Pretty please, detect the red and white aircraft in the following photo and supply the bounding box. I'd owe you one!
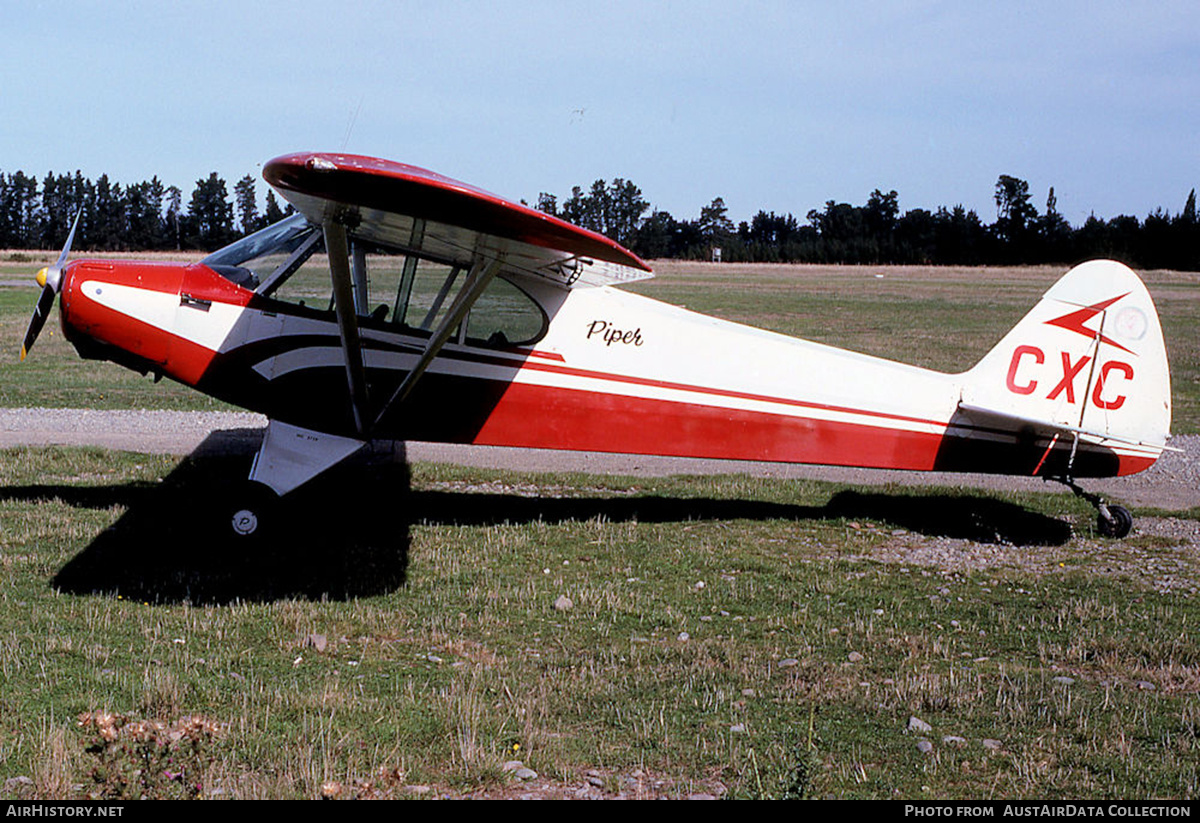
[20,152,1172,539]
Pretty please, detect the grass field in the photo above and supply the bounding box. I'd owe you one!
[1,254,1198,799]
[0,447,1196,799]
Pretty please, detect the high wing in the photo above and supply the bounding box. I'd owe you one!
[263,152,653,289]
[258,151,653,445]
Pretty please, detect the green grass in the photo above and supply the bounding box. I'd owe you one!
[0,447,1196,799]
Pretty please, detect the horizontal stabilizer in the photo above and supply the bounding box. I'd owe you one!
[955,401,1176,453]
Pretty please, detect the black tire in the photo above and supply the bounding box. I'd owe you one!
[1097,505,1133,539]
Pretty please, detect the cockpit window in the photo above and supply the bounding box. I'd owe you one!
[208,217,547,347]
[357,251,546,346]
[201,214,318,289]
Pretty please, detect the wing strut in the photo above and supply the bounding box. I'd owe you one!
[372,255,502,431]
[323,220,371,436]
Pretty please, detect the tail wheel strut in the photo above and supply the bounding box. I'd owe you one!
[1051,476,1133,539]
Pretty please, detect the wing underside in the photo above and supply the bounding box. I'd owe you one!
[265,153,654,289]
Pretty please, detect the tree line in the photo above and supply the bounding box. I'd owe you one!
[537,174,1200,271]
[0,171,290,253]
[2,166,1197,271]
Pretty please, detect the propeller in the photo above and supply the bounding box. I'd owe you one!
[20,210,81,361]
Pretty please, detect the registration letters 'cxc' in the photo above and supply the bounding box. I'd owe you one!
[1005,346,1135,410]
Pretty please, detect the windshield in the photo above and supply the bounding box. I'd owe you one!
[201,214,316,288]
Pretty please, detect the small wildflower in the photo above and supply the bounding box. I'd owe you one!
[78,710,223,800]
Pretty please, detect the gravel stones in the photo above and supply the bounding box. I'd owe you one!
[907,716,933,734]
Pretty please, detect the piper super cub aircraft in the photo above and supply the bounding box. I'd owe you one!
[20,152,1172,540]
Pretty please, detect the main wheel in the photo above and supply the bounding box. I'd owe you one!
[223,481,278,542]
[1097,505,1133,539]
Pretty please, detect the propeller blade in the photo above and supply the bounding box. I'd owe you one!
[41,210,83,293]
[55,210,82,270]
[20,211,81,360]
[20,285,58,361]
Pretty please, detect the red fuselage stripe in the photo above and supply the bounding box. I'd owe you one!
[511,358,950,430]
[472,381,945,468]
[464,380,1156,476]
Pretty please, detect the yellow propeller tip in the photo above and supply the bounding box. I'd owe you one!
[35,267,48,288]
[19,345,27,362]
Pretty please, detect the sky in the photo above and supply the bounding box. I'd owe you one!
[2,1,1198,227]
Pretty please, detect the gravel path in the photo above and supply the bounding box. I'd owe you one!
[2,407,1196,511]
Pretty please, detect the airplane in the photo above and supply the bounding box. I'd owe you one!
[19,152,1172,541]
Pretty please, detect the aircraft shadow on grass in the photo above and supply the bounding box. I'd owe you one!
[11,432,1073,606]
[40,431,411,605]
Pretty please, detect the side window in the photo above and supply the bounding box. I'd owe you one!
[354,253,463,333]
[348,248,405,324]
[257,238,545,349]
[396,260,463,332]
[267,259,334,315]
[465,277,546,347]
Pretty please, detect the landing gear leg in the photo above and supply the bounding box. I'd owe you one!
[1051,476,1133,539]
[221,419,365,543]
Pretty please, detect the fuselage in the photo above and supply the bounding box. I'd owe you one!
[56,257,1159,479]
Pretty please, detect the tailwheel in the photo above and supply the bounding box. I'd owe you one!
[1051,476,1134,539]
[1097,504,1134,539]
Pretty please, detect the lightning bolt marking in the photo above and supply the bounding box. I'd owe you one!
[1044,293,1134,355]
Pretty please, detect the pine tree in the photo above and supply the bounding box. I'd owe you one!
[187,173,234,250]
[234,174,260,235]
[165,186,183,249]
[263,189,286,225]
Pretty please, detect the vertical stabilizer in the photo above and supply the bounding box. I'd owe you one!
[960,260,1171,456]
